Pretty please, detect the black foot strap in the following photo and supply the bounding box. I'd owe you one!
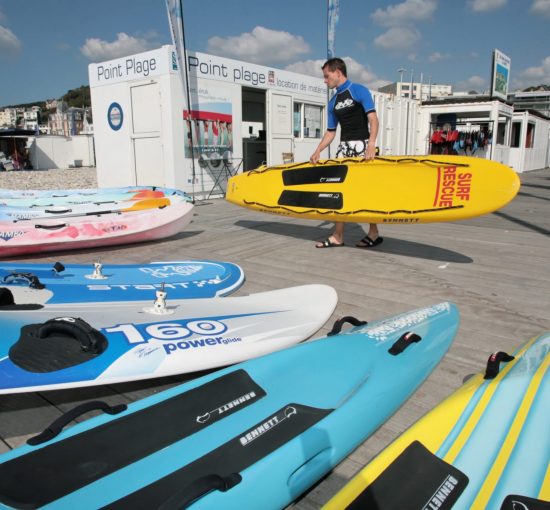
[388,332,422,355]
[328,316,368,336]
[484,351,515,379]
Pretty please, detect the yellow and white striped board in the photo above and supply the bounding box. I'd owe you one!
[226,156,520,224]
[324,332,550,510]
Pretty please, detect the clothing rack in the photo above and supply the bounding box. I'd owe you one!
[429,120,495,159]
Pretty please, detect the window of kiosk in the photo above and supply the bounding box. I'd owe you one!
[293,103,323,139]
[304,104,322,138]
[526,123,535,148]
[497,119,509,145]
[511,122,521,148]
[293,103,301,138]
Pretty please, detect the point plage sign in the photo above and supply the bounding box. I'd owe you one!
[89,46,325,99]
[187,51,325,98]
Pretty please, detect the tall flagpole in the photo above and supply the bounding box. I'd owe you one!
[165,0,197,202]
[327,0,339,158]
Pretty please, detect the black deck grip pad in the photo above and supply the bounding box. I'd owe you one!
[9,320,107,373]
[282,165,348,186]
[0,369,266,509]
[278,190,343,210]
[500,495,550,510]
[104,403,333,509]
[346,441,469,510]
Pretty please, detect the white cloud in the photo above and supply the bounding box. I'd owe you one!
[455,75,486,92]
[0,25,21,55]
[80,32,156,61]
[530,0,550,16]
[374,27,421,52]
[286,57,389,91]
[371,0,438,26]
[513,55,550,89]
[467,0,506,12]
[285,59,324,78]
[428,52,451,62]
[207,26,309,65]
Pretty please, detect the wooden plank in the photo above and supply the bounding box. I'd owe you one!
[0,168,548,509]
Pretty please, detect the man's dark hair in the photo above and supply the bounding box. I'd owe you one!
[322,58,347,77]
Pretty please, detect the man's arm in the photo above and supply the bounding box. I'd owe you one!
[310,130,337,164]
[365,111,379,160]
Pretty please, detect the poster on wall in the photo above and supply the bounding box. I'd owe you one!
[490,49,511,101]
[184,84,234,173]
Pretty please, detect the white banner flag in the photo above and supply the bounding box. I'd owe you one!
[327,0,340,59]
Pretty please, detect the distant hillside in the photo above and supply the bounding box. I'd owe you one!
[523,84,550,92]
[61,85,91,108]
[2,85,91,110]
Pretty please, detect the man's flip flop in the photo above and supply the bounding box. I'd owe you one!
[356,235,383,248]
[316,238,345,248]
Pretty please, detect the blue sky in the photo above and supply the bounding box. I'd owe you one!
[1,0,549,107]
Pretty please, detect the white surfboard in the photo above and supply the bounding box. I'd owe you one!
[0,284,338,393]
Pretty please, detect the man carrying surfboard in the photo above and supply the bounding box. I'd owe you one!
[310,57,382,249]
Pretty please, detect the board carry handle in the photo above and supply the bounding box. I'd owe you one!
[327,316,368,336]
[159,473,242,509]
[44,207,72,214]
[2,272,45,289]
[52,261,65,273]
[35,223,67,230]
[484,351,515,379]
[27,400,128,446]
[38,317,108,354]
[388,332,422,355]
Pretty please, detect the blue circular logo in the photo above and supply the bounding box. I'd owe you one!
[107,102,123,131]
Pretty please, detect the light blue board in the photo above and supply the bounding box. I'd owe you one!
[0,302,459,510]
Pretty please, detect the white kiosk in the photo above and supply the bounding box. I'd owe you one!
[89,45,327,195]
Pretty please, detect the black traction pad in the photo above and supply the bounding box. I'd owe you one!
[500,495,550,510]
[278,190,343,210]
[346,441,468,510]
[9,320,107,373]
[282,165,348,186]
[0,369,266,509]
[104,403,333,509]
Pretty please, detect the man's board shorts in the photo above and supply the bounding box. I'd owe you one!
[335,140,368,158]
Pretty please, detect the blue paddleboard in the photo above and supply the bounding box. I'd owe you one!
[0,260,245,303]
[0,302,459,509]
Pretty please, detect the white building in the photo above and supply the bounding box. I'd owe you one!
[379,81,452,101]
[0,108,17,128]
[508,90,550,117]
[418,96,550,172]
[89,45,329,194]
[49,106,86,137]
[88,45,548,192]
[23,110,39,131]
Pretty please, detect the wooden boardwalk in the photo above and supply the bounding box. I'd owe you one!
[1,168,549,508]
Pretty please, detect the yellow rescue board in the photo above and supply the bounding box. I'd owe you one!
[226,156,520,224]
[323,333,550,510]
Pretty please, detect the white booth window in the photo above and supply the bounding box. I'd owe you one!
[293,103,301,138]
[293,102,323,139]
[511,122,521,148]
[526,123,535,148]
[497,119,509,145]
